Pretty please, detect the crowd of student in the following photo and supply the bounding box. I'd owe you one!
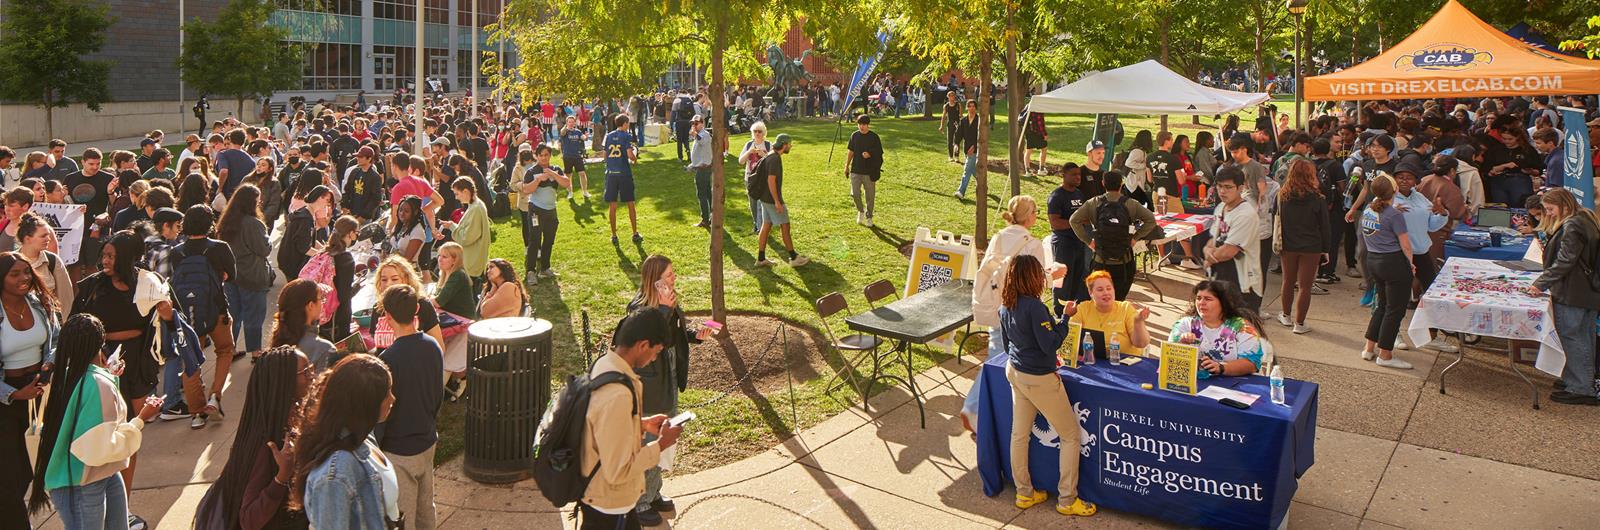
[0,89,742,529]
[947,94,1600,518]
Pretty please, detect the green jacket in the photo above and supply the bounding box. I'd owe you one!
[454,200,490,276]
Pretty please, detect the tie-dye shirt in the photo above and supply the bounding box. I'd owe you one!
[1167,315,1264,379]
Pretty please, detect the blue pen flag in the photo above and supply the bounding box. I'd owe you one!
[1560,106,1593,209]
[838,30,891,120]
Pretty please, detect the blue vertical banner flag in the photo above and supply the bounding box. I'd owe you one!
[838,30,891,120]
[1559,106,1594,208]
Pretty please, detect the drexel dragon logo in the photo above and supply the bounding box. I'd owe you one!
[1394,43,1492,71]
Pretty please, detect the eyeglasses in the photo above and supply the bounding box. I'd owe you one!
[299,364,315,376]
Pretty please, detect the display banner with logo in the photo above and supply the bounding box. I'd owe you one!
[975,352,1318,530]
[1091,114,1119,171]
[1559,106,1593,209]
[30,202,86,264]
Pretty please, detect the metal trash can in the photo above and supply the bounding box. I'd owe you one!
[463,317,552,483]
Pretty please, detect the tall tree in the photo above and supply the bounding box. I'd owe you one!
[494,0,877,323]
[0,0,113,141]
[178,0,303,116]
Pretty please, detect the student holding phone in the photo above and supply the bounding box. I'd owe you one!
[625,255,716,526]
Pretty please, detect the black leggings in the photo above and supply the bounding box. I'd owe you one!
[946,126,960,159]
[1364,251,1414,350]
[524,206,558,272]
[1323,207,1356,275]
[0,374,34,529]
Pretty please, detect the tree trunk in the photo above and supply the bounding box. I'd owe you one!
[1253,9,1265,93]
[237,97,246,119]
[1159,12,1170,132]
[1004,1,1022,198]
[43,87,54,141]
[976,50,993,250]
[709,23,728,324]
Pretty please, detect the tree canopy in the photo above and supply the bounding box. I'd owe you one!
[178,0,303,114]
[0,0,114,139]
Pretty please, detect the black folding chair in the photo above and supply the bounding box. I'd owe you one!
[815,292,883,397]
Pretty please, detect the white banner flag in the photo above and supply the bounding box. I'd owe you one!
[29,202,87,264]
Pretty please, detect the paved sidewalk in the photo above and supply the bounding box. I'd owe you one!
[8,135,164,157]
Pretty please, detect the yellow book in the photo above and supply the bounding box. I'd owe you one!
[1056,321,1084,369]
[1158,341,1200,395]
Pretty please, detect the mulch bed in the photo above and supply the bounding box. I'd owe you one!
[684,313,829,394]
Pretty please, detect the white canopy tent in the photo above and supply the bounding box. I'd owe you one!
[1027,60,1270,115]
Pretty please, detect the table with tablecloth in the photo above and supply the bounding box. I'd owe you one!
[976,351,1318,530]
[1442,227,1533,262]
[1149,212,1213,246]
[1406,257,1565,378]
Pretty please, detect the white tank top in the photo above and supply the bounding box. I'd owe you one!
[1,305,45,368]
[368,442,401,523]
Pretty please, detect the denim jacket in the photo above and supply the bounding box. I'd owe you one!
[0,293,61,404]
[304,440,388,530]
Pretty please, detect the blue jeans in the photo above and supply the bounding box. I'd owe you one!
[962,326,1005,422]
[226,282,269,354]
[162,354,185,414]
[748,196,764,233]
[958,154,978,196]
[50,472,126,530]
[1551,302,1599,397]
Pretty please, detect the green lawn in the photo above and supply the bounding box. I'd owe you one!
[439,100,1260,467]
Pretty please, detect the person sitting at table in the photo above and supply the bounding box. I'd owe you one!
[998,254,1097,518]
[1168,280,1266,379]
[1528,188,1600,406]
[1062,270,1151,357]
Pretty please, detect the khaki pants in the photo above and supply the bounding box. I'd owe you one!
[182,315,236,411]
[1006,364,1080,507]
[390,445,437,530]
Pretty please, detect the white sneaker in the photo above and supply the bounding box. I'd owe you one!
[1179,259,1202,270]
[1421,339,1459,353]
[1293,323,1312,334]
[1361,349,1376,361]
[864,217,874,228]
[1375,356,1414,370]
[1393,340,1409,350]
[856,212,865,225]
[789,255,811,267]
[1276,312,1293,327]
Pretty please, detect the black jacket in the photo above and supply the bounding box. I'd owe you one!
[278,207,316,279]
[1535,215,1600,310]
[1276,192,1330,253]
[625,301,702,415]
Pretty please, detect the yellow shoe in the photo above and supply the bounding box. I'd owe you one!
[1056,498,1097,516]
[1014,491,1048,509]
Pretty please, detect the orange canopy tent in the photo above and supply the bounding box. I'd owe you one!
[1305,0,1600,101]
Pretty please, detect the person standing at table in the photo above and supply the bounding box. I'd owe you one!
[1357,174,1416,370]
[1047,163,1090,304]
[1416,156,1466,268]
[1068,171,1157,300]
[1528,188,1600,406]
[1063,270,1151,356]
[963,195,1059,434]
[997,254,1097,518]
[1168,280,1266,378]
[1203,166,1264,312]
[1392,161,1453,353]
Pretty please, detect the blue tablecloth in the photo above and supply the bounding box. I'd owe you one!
[976,352,1318,530]
[1444,228,1532,261]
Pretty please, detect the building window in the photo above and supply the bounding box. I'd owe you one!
[459,49,492,90]
[301,43,361,91]
[277,0,359,16]
[373,45,416,92]
[457,0,499,27]
[373,0,414,21]
[425,0,449,25]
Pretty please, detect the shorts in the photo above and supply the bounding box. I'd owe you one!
[563,156,585,175]
[604,172,636,203]
[759,201,789,225]
[114,339,159,410]
[1025,133,1047,149]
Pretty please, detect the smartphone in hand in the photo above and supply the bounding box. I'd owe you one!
[668,411,696,428]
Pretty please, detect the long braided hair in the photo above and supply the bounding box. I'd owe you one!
[28,314,107,514]
[215,346,309,527]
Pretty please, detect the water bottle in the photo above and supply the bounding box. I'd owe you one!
[1107,333,1122,363]
[1082,333,1097,365]
[1270,365,1286,405]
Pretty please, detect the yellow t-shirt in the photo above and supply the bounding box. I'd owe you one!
[1070,300,1137,347]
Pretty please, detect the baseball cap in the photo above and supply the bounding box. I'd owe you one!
[357,146,376,159]
[773,134,793,149]
[140,138,158,148]
[1085,140,1106,151]
[151,207,184,226]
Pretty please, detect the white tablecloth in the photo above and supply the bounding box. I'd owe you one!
[1407,257,1564,377]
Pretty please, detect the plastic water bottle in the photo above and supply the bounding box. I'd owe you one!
[1107,333,1122,363]
[1082,333,1097,365]
[1270,365,1286,405]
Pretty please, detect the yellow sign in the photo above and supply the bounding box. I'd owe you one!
[1056,321,1084,369]
[1158,342,1200,395]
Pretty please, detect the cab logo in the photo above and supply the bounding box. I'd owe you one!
[1394,44,1492,71]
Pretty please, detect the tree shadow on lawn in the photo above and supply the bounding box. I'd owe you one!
[721,235,848,308]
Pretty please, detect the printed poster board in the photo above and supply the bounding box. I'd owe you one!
[1055,321,1084,369]
[904,227,974,349]
[1159,341,1200,395]
[29,202,86,264]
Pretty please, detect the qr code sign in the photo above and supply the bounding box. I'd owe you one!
[918,264,954,292]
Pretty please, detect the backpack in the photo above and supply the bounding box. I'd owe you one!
[171,241,223,335]
[297,252,339,325]
[745,152,770,202]
[971,234,1034,328]
[1094,195,1137,262]
[531,370,636,508]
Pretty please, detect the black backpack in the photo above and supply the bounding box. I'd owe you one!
[531,370,636,508]
[171,241,223,335]
[745,155,769,202]
[1094,195,1136,261]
